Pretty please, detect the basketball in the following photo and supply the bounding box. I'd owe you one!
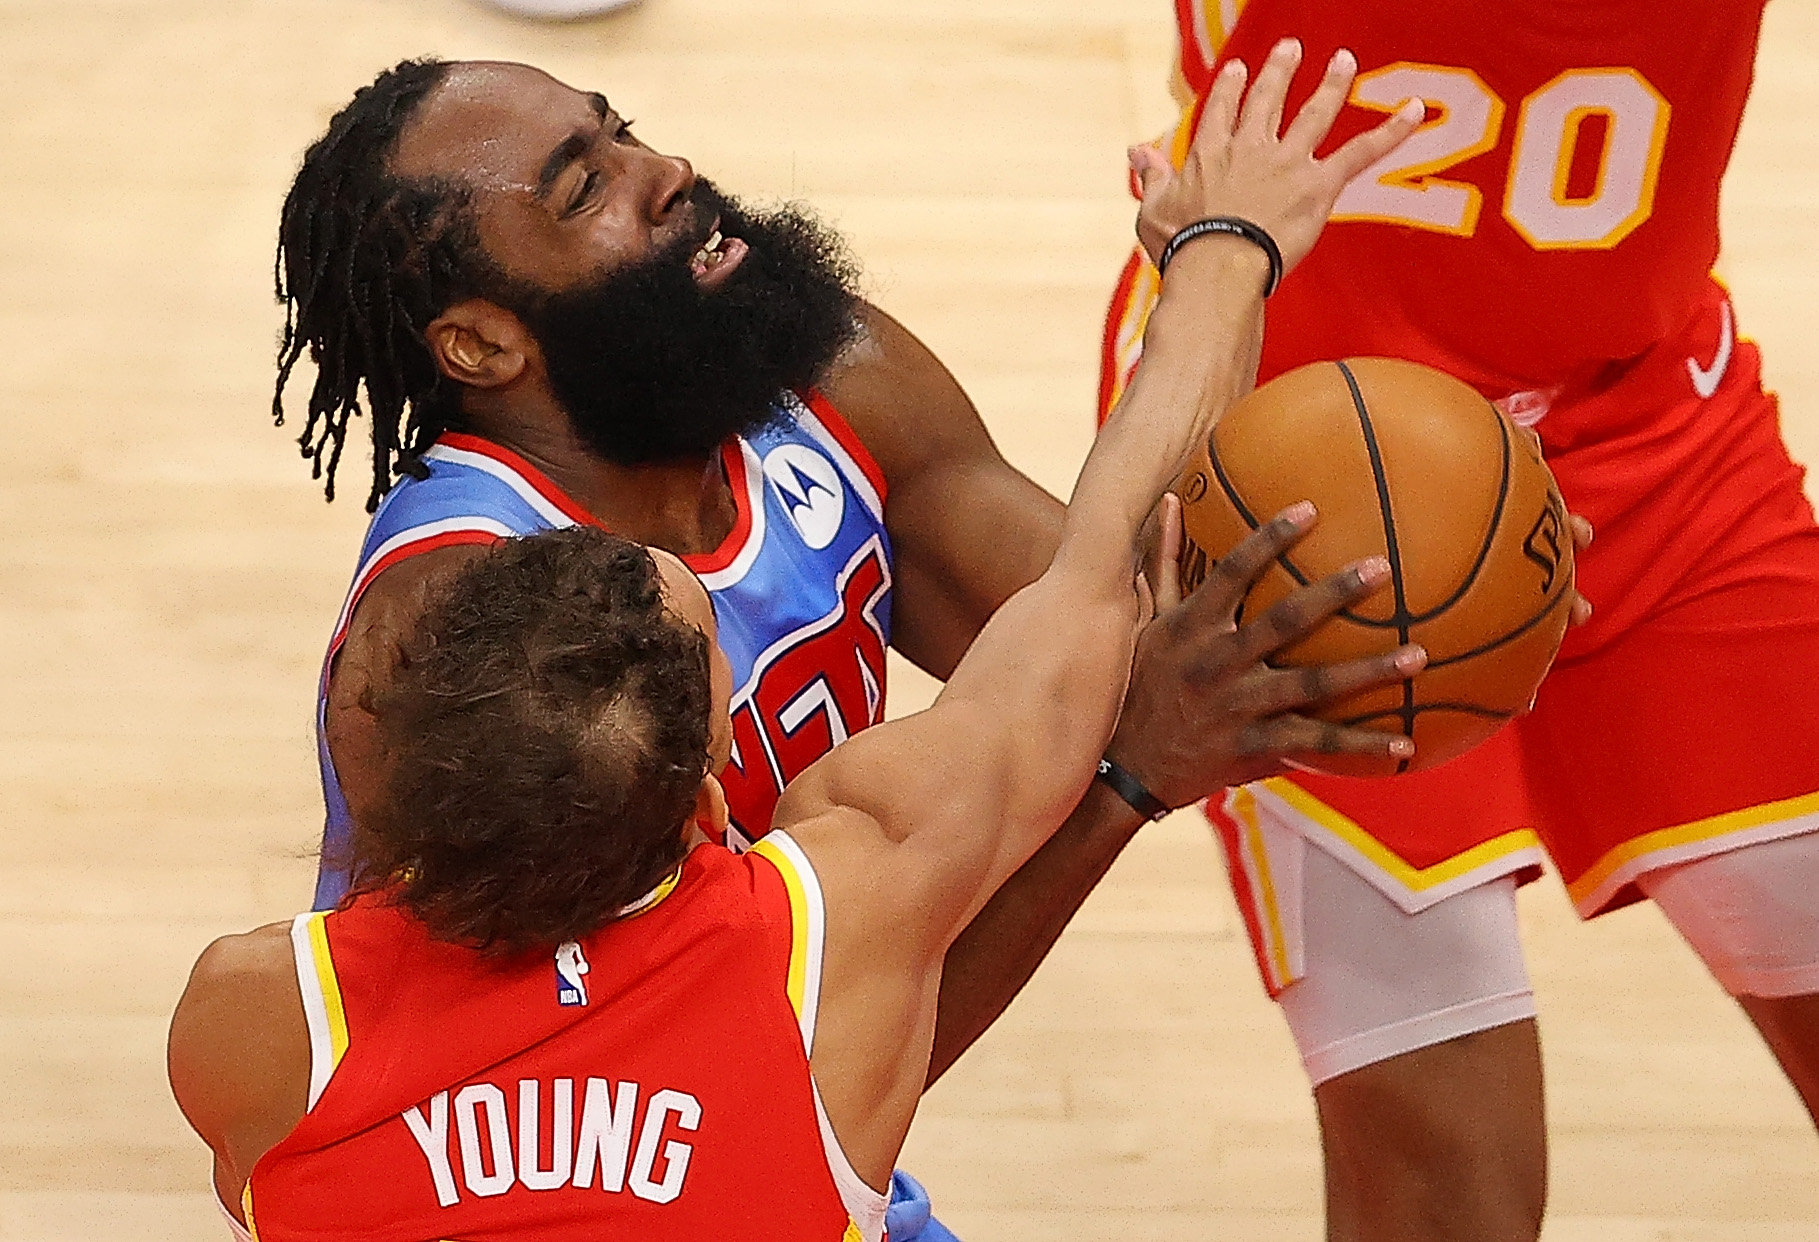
[1174,357,1576,777]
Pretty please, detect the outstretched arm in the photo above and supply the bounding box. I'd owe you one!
[832,43,1430,1084]
[830,297,1427,1085]
[778,40,1421,1185]
[775,242,1256,1191]
[848,37,1425,938]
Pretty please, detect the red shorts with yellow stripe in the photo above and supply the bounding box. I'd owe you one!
[1104,279,1819,994]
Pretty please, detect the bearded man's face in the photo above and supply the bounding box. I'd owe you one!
[387,62,865,463]
[497,179,863,464]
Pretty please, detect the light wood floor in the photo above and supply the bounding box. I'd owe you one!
[3,1,1817,1237]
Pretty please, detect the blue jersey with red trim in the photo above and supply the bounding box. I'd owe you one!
[313,393,894,909]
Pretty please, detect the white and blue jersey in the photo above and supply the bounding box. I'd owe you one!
[312,391,894,909]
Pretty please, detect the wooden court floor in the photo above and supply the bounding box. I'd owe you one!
[3,0,1817,1237]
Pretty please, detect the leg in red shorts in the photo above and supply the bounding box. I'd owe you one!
[1518,336,1819,1121]
[1206,292,1819,1238]
[1207,728,1551,1242]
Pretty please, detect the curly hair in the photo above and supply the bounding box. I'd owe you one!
[273,57,500,510]
[351,527,714,955]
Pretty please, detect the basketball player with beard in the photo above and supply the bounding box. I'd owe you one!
[173,49,1426,1238]
[269,47,1417,1238]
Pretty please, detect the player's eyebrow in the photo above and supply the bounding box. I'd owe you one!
[534,93,614,201]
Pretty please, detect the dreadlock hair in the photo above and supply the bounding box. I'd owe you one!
[353,526,715,956]
[274,58,500,510]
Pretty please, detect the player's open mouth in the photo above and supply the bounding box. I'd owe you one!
[690,226,748,288]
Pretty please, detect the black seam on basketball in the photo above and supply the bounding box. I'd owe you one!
[1205,430,1316,590]
[1206,417,1377,626]
[1336,360,1417,772]
[1206,432,1262,532]
[1241,391,1517,633]
[1421,576,1575,671]
[1334,703,1514,727]
[1404,399,1513,624]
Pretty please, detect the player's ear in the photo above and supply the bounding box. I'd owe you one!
[693,773,730,839]
[424,298,534,390]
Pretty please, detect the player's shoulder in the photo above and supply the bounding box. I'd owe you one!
[765,794,892,898]
[770,763,952,952]
[820,301,1002,491]
[170,921,306,1103]
[360,435,563,549]
[820,302,952,424]
[348,542,493,631]
[185,921,297,999]
[169,920,312,1175]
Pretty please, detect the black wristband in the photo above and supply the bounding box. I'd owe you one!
[1155,216,1284,296]
[1096,756,1171,822]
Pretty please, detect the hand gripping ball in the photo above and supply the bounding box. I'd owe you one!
[1174,358,1576,777]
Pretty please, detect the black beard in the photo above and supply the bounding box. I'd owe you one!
[508,182,862,465]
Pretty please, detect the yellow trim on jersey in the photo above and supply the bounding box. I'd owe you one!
[1218,0,1248,50]
[750,837,812,1023]
[1228,787,1294,989]
[1175,0,1249,92]
[1165,103,1198,172]
[620,865,683,920]
[1261,778,1541,893]
[1104,264,1161,416]
[303,912,350,1071]
[1170,63,1196,110]
[241,1184,260,1242]
[844,1222,864,1242]
[1566,789,1819,910]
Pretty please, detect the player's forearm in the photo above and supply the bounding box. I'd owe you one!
[879,574,1138,961]
[926,778,1143,1084]
[915,244,1269,922]
[1056,240,1269,585]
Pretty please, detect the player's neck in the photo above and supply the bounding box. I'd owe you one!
[462,399,739,559]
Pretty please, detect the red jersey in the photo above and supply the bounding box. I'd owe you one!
[1167,0,1764,396]
[1102,0,1793,652]
[242,834,885,1242]
[1120,0,1819,923]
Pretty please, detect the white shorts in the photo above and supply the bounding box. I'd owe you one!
[1639,829,1819,998]
[1231,819,1819,1084]
[1268,829,1534,1085]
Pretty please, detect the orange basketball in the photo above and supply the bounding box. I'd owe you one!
[1174,357,1576,777]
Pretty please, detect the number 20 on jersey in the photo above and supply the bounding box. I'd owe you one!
[1333,63,1671,250]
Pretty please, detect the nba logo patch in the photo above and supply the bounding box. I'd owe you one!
[554,941,590,1007]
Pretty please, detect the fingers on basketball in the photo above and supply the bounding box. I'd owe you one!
[1171,356,1576,778]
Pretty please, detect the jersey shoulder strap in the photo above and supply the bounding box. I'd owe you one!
[743,832,888,1242]
[785,390,889,518]
[327,433,598,656]
[745,830,828,1055]
[286,910,351,1114]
